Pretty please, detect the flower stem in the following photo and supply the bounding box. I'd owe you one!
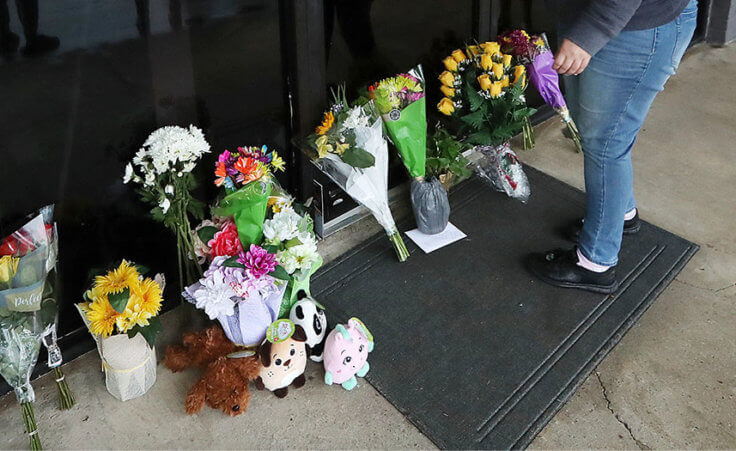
[521,116,535,150]
[53,367,75,410]
[388,231,409,262]
[565,120,583,153]
[21,402,42,451]
[175,225,185,297]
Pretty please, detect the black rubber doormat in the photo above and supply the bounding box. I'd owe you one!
[311,167,697,450]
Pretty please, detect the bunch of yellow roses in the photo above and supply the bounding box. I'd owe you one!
[437,41,527,116]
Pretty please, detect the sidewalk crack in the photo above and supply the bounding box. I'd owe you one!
[595,372,651,450]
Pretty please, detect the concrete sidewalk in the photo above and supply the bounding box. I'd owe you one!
[0,43,734,449]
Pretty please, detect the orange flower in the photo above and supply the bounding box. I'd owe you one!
[315,111,334,135]
[234,157,265,184]
[214,162,229,186]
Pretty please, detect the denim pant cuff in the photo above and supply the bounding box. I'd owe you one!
[578,244,618,267]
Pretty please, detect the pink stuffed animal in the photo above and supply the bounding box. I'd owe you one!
[323,318,374,390]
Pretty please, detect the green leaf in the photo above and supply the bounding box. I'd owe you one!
[221,257,245,268]
[127,316,163,348]
[466,84,484,111]
[468,130,493,146]
[339,147,375,168]
[197,226,219,244]
[461,109,486,129]
[108,288,130,313]
[134,265,150,276]
[269,265,291,281]
[263,244,280,254]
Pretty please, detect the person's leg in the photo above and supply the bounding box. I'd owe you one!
[577,4,696,267]
[15,0,58,55]
[0,0,20,53]
[529,0,698,291]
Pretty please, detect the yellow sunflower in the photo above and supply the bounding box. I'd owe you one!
[84,297,119,337]
[315,111,334,135]
[132,278,163,318]
[115,308,143,333]
[94,260,140,295]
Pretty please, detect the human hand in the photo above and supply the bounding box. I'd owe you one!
[553,39,591,75]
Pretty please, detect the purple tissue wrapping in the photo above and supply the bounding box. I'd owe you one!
[527,50,567,110]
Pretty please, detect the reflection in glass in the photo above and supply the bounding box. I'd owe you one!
[0,0,286,343]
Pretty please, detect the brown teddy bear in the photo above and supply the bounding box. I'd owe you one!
[164,325,262,416]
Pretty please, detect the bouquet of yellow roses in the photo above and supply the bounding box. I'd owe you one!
[437,42,535,202]
[77,261,163,401]
[437,41,535,149]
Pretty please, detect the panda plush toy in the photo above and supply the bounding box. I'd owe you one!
[289,291,327,362]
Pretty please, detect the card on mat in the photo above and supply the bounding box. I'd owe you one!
[406,222,467,254]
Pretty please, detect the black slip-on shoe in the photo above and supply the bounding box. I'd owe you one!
[527,248,619,294]
[565,211,641,243]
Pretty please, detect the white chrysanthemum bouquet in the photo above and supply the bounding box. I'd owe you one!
[123,125,210,291]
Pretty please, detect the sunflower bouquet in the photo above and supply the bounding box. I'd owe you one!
[499,30,582,152]
[77,261,163,401]
[212,145,285,251]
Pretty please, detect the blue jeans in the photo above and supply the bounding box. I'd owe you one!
[563,0,698,266]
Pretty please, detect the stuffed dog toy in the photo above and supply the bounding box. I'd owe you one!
[164,325,262,416]
[254,320,309,398]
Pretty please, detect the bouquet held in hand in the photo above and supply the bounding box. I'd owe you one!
[499,30,583,152]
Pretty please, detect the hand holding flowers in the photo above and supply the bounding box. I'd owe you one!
[498,30,583,152]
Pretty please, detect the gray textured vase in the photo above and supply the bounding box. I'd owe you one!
[411,178,450,235]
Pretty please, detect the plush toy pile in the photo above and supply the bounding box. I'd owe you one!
[164,147,374,416]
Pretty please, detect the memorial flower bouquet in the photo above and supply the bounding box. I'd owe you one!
[123,125,210,291]
[305,89,409,261]
[437,42,535,148]
[499,30,582,152]
[369,68,427,180]
[437,43,534,202]
[0,207,70,450]
[77,261,164,401]
[306,86,376,169]
[261,204,322,317]
[183,249,286,347]
[212,145,285,250]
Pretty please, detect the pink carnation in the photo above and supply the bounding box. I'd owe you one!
[208,220,243,257]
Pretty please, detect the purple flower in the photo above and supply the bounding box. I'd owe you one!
[237,244,277,278]
[406,91,425,102]
[217,150,240,176]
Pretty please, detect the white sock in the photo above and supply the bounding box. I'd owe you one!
[576,248,611,273]
[624,208,637,221]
